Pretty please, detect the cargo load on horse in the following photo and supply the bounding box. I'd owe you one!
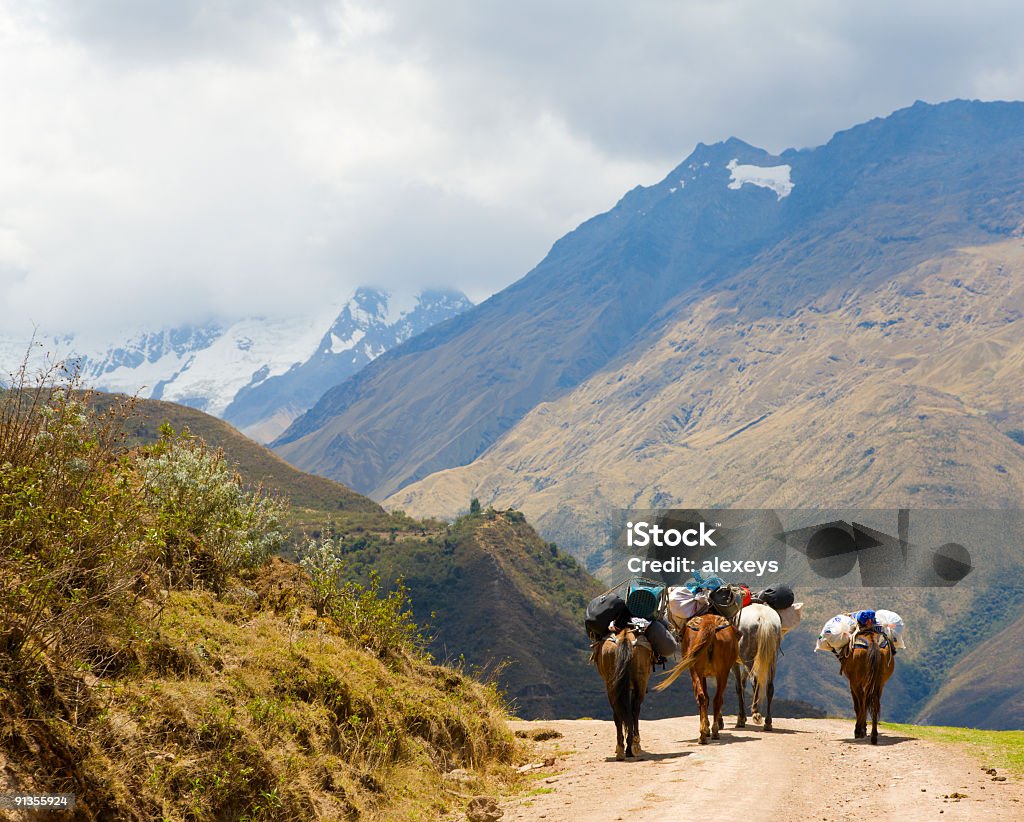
[814,609,907,656]
[753,584,795,611]
[666,585,710,626]
[585,578,678,660]
[666,572,746,626]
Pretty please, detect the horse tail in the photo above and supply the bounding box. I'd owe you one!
[750,609,780,708]
[864,634,886,703]
[612,631,634,720]
[655,619,717,692]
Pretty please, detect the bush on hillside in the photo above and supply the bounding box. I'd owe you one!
[299,529,344,616]
[0,362,152,674]
[140,425,288,595]
[299,529,429,661]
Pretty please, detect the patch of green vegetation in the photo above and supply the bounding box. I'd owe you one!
[881,723,1024,774]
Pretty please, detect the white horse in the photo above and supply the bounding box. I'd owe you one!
[733,603,783,730]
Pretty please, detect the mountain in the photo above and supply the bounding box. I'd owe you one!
[915,611,1024,730]
[1,287,472,444]
[224,288,472,442]
[273,100,1024,505]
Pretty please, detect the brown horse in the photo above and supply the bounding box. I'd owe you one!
[655,614,739,744]
[594,628,653,760]
[841,629,895,744]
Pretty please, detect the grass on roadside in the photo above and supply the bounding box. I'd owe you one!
[881,723,1024,774]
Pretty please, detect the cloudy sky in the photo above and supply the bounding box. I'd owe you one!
[2,1,1024,342]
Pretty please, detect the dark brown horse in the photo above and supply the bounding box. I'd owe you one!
[594,628,653,760]
[841,629,895,744]
[655,614,739,744]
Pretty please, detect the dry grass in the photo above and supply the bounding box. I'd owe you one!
[0,559,523,821]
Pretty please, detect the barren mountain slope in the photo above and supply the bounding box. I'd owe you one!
[389,240,1024,550]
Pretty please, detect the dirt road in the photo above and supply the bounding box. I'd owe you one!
[504,717,1023,821]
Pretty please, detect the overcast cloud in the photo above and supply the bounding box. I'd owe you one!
[2,0,1024,341]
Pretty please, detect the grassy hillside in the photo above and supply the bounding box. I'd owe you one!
[0,384,526,820]
[91,393,382,515]
[316,507,610,719]
[0,559,520,820]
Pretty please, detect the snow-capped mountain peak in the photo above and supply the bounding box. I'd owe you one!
[0,288,473,442]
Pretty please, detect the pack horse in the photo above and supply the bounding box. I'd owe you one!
[655,613,739,744]
[594,627,653,760]
[734,603,783,730]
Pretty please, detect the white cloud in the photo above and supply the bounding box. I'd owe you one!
[2,1,1024,339]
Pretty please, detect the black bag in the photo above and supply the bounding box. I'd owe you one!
[756,585,795,611]
[585,593,632,640]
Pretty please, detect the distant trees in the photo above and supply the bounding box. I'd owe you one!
[469,497,482,515]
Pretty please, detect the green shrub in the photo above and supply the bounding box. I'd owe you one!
[335,571,429,662]
[140,426,288,595]
[0,362,152,671]
[299,530,344,617]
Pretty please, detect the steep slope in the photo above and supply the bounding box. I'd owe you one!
[95,395,619,719]
[915,611,1024,730]
[92,394,383,514]
[324,508,610,720]
[275,100,1024,500]
[391,239,1024,541]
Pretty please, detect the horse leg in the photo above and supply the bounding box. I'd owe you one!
[607,682,625,760]
[851,685,866,738]
[751,673,764,725]
[763,679,774,731]
[693,673,710,745]
[870,690,881,745]
[629,675,644,756]
[712,669,728,740]
[734,663,747,728]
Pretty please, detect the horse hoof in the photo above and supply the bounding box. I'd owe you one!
[870,735,878,745]
[764,722,772,731]
[735,720,746,729]
[711,731,720,740]
[698,736,708,746]
[616,746,625,761]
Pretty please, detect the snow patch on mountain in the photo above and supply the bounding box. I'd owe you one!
[726,159,794,200]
